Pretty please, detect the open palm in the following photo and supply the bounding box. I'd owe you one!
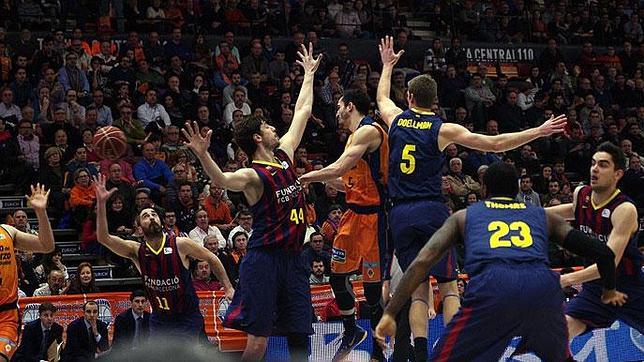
[182,121,211,156]
[379,35,404,67]
[296,42,322,75]
[27,184,50,210]
[93,174,117,202]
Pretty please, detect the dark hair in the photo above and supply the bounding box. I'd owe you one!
[83,300,98,311]
[234,115,265,158]
[130,289,146,301]
[408,74,437,108]
[231,231,248,245]
[309,232,322,241]
[39,302,57,314]
[596,141,626,171]
[483,162,519,198]
[341,89,370,116]
[41,249,63,277]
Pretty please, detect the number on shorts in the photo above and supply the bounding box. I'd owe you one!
[400,144,416,174]
[488,220,533,249]
[290,208,305,225]
[156,296,170,311]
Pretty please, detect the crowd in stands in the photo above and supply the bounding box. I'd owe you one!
[0,0,642,300]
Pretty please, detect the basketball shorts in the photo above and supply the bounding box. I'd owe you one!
[223,248,314,337]
[431,264,570,361]
[566,277,644,335]
[331,207,390,282]
[390,200,457,282]
[149,307,205,340]
[0,308,19,361]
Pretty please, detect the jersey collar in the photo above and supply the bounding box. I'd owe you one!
[591,189,621,210]
[146,234,166,255]
[411,107,435,116]
[252,159,284,169]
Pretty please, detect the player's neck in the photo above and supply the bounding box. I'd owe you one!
[143,234,164,249]
[252,147,275,164]
[591,185,618,206]
[410,105,433,114]
[348,114,364,133]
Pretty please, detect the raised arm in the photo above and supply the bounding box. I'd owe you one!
[12,184,55,253]
[560,202,638,290]
[182,122,261,193]
[437,114,568,152]
[375,210,464,344]
[177,237,235,300]
[546,210,626,305]
[280,43,322,160]
[94,174,142,260]
[376,36,404,126]
[299,126,380,183]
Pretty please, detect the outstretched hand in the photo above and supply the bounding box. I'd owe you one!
[27,183,50,210]
[182,121,212,156]
[374,313,396,351]
[601,289,628,307]
[93,174,118,203]
[379,35,404,68]
[538,114,568,137]
[296,42,322,75]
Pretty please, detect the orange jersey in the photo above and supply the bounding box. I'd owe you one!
[0,225,17,306]
[341,118,389,207]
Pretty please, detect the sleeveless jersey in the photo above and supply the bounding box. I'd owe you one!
[249,149,307,251]
[0,226,17,306]
[342,117,389,208]
[463,198,549,276]
[573,186,641,279]
[388,108,444,201]
[137,233,199,315]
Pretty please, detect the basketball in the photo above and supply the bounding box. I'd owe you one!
[93,126,128,160]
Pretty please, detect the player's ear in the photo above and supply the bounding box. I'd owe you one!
[252,133,262,144]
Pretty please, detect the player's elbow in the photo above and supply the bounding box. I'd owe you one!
[42,243,55,253]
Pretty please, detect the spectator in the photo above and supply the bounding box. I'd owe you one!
[222,71,247,106]
[133,142,174,203]
[227,209,253,248]
[222,87,251,126]
[162,209,185,238]
[107,194,134,238]
[38,147,67,214]
[13,302,63,362]
[541,179,561,206]
[203,183,234,234]
[188,209,226,249]
[309,258,329,284]
[192,259,222,291]
[465,74,496,130]
[174,181,198,233]
[240,40,268,81]
[494,90,525,133]
[58,52,89,94]
[302,232,331,275]
[321,204,342,246]
[33,269,66,296]
[65,262,100,294]
[69,168,96,226]
[137,89,170,131]
[60,301,110,361]
[66,147,99,181]
[228,230,248,276]
[335,1,361,38]
[0,87,21,123]
[445,157,481,204]
[516,174,541,207]
[112,290,150,351]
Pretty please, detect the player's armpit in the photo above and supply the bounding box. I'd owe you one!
[219,168,262,193]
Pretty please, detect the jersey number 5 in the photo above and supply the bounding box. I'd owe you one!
[488,221,533,248]
[400,144,416,174]
[290,208,305,224]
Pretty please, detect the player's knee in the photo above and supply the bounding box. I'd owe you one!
[565,315,587,339]
[330,274,355,311]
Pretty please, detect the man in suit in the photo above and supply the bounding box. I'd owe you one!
[14,302,63,362]
[60,301,110,362]
[112,290,150,350]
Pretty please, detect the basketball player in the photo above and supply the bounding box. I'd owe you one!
[375,162,627,361]
[300,90,389,361]
[181,43,321,361]
[550,142,643,337]
[376,36,568,361]
[0,184,55,362]
[94,174,234,340]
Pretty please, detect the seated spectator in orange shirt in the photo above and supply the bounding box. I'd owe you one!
[191,260,222,291]
[203,183,235,234]
[214,41,239,72]
[321,204,342,246]
[70,168,96,226]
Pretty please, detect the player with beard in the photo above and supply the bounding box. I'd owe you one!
[181,43,321,361]
[94,174,234,341]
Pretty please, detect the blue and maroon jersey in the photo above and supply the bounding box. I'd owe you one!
[573,185,641,280]
[463,198,550,276]
[137,233,199,315]
[248,149,307,251]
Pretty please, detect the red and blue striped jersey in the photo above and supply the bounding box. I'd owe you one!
[137,233,200,315]
[573,185,641,280]
[248,149,307,251]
